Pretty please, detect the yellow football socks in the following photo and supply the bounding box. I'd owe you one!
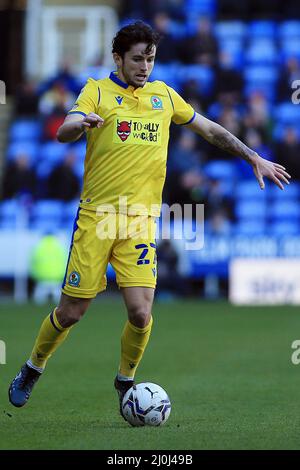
[119,317,153,379]
[28,308,71,371]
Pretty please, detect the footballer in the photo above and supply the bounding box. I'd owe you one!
[9,21,291,416]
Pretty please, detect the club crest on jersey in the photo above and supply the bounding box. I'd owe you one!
[117,120,132,141]
[151,96,163,109]
[68,271,80,287]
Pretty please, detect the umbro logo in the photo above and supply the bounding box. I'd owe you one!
[115,95,123,105]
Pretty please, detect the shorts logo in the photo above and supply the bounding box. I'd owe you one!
[151,96,163,109]
[69,271,80,287]
[117,120,132,141]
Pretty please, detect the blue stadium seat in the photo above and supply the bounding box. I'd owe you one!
[270,221,299,236]
[272,124,300,141]
[7,141,39,163]
[106,263,116,281]
[235,220,266,235]
[36,142,69,178]
[9,120,42,142]
[244,83,276,102]
[235,181,267,200]
[31,200,63,230]
[235,201,267,220]
[269,182,300,199]
[40,142,68,163]
[186,0,217,17]
[71,141,86,159]
[244,65,278,84]
[215,21,247,41]
[270,201,300,220]
[281,39,300,61]
[278,21,300,40]
[219,40,244,68]
[169,21,188,39]
[150,63,179,90]
[244,65,279,101]
[62,200,79,229]
[245,40,278,65]
[177,65,215,95]
[0,200,19,229]
[274,103,300,124]
[248,21,277,40]
[204,160,237,180]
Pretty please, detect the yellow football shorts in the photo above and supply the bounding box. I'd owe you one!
[62,208,157,298]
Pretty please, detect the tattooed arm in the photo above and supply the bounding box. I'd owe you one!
[187,113,291,190]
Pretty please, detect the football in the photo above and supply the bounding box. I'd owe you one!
[122,382,171,427]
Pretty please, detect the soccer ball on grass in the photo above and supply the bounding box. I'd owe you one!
[122,382,171,427]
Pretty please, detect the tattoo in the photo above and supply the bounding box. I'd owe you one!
[211,125,256,163]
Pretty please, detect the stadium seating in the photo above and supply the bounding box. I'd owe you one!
[0,200,19,229]
[235,180,268,200]
[270,220,299,236]
[31,200,64,231]
[204,160,237,180]
[215,21,247,42]
[274,103,300,125]
[278,21,300,40]
[7,141,39,163]
[270,201,300,220]
[235,200,267,220]
[245,40,278,66]
[9,120,42,142]
[62,200,79,229]
[235,220,266,235]
[248,21,277,40]
[177,64,215,95]
[269,182,300,199]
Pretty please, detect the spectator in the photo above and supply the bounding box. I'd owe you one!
[168,130,203,173]
[276,127,300,180]
[39,81,76,115]
[1,153,36,200]
[178,16,219,66]
[30,233,67,304]
[152,12,178,63]
[237,128,273,179]
[215,51,244,106]
[242,91,272,143]
[46,151,80,201]
[15,79,39,116]
[156,239,188,297]
[166,130,206,205]
[206,210,232,236]
[43,110,66,141]
[204,179,234,220]
[278,57,300,102]
[38,61,80,96]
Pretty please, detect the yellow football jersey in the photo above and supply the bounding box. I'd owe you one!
[68,72,195,216]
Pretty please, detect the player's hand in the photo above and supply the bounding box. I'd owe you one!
[250,153,291,190]
[80,113,104,130]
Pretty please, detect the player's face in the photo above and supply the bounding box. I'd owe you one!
[114,43,156,88]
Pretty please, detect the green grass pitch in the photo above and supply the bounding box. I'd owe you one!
[0,298,300,450]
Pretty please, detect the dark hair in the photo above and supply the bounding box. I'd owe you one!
[112,20,160,58]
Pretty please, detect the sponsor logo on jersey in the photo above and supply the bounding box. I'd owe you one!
[114,117,162,145]
[117,120,132,141]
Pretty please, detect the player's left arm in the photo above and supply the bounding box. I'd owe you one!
[187,112,291,190]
